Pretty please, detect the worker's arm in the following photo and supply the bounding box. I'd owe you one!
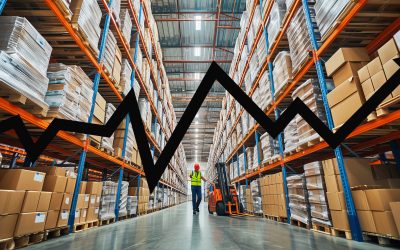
[201,176,207,182]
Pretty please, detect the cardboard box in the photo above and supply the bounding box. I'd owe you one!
[333,62,365,87]
[65,178,76,194]
[80,209,87,223]
[357,210,376,233]
[49,192,63,211]
[325,48,369,76]
[373,211,399,237]
[382,56,400,98]
[0,214,18,240]
[365,189,400,211]
[21,191,40,213]
[95,196,100,207]
[389,202,400,235]
[14,212,47,236]
[378,38,399,64]
[0,190,25,215]
[89,195,96,208]
[371,70,392,104]
[74,209,80,224]
[322,159,340,176]
[0,169,45,191]
[96,92,106,112]
[79,181,87,194]
[62,194,72,210]
[86,182,102,195]
[361,79,375,100]
[87,207,99,221]
[330,210,350,231]
[57,210,69,227]
[45,210,59,230]
[358,65,370,83]
[77,194,90,209]
[43,175,67,193]
[32,167,66,177]
[352,190,370,211]
[37,192,52,212]
[366,57,383,77]
[326,192,346,211]
[325,175,343,193]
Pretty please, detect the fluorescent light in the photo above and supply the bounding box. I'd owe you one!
[195,128,199,132]
[195,16,202,30]
[194,47,201,57]
[194,72,200,79]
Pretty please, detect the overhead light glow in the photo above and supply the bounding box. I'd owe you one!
[195,16,202,30]
[194,47,201,57]
[195,120,199,124]
[194,72,200,79]
[196,114,199,118]
[195,128,199,132]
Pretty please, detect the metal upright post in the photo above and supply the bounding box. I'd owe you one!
[9,152,18,168]
[68,0,114,231]
[0,0,7,15]
[390,141,400,173]
[302,0,362,241]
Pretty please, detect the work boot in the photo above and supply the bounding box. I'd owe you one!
[193,210,196,215]
[196,208,199,212]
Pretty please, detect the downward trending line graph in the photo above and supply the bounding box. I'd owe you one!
[0,59,399,192]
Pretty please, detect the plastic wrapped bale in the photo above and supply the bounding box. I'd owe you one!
[286,174,311,225]
[291,79,328,147]
[314,0,352,40]
[260,132,280,163]
[246,147,255,171]
[239,153,245,175]
[100,103,116,153]
[102,31,118,77]
[304,161,331,226]
[286,5,320,74]
[266,0,286,48]
[120,9,132,45]
[258,70,272,110]
[70,0,102,55]
[241,111,249,135]
[99,181,117,220]
[273,51,293,96]
[250,179,263,214]
[118,181,129,217]
[127,196,138,215]
[110,0,121,26]
[239,185,248,211]
[283,119,299,154]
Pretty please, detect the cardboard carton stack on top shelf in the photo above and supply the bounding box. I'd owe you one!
[0,16,52,112]
[260,172,288,218]
[325,48,370,127]
[303,162,331,227]
[99,181,117,221]
[273,51,293,97]
[69,0,102,56]
[286,174,311,225]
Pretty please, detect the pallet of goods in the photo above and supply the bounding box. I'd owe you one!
[260,172,288,221]
[286,173,311,228]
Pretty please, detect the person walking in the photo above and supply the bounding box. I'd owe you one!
[190,163,207,215]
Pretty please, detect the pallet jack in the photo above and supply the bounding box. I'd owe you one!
[208,162,244,216]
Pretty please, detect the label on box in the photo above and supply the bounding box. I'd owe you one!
[65,197,70,205]
[85,195,89,202]
[35,213,46,223]
[83,210,87,217]
[34,172,44,182]
[91,197,95,204]
[95,208,99,214]
[96,197,100,203]
[75,210,80,218]
[36,34,46,50]
[61,211,68,220]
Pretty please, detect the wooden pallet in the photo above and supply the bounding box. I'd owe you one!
[311,223,331,235]
[284,146,300,157]
[71,23,100,57]
[72,220,99,232]
[99,218,115,226]
[376,95,400,117]
[0,238,14,250]
[290,219,310,229]
[118,215,128,221]
[14,232,44,249]
[362,232,400,246]
[264,214,288,223]
[297,136,322,150]
[43,226,70,241]
[54,0,72,21]
[331,228,352,240]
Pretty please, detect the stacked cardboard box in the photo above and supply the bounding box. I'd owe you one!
[304,162,331,226]
[287,174,311,225]
[138,98,153,130]
[113,118,136,161]
[314,0,351,39]
[100,103,115,153]
[390,202,400,236]
[129,179,149,214]
[260,172,288,218]
[109,0,121,26]
[273,51,293,96]
[359,36,400,111]
[245,147,255,172]
[70,0,102,56]
[89,92,106,144]
[99,181,117,220]
[260,132,279,163]
[85,182,102,222]
[326,48,370,127]
[129,45,143,74]
[0,17,51,109]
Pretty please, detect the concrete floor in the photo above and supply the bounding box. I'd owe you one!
[27,202,395,250]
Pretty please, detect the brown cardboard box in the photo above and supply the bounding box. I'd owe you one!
[389,202,400,235]
[57,210,69,227]
[62,194,72,210]
[0,190,25,215]
[352,190,370,211]
[357,210,376,233]
[382,56,400,98]
[322,159,340,176]
[89,195,96,208]
[326,192,346,211]
[95,196,100,207]
[74,209,80,224]
[79,181,87,194]
[0,214,18,240]
[32,167,66,177]
[43,175,67,193]
[325,175,343,193]
[371,70,392,103]
[65,178,76,194]
[14,212,47,236]
[81,194,90,208]
[87,207,99,221]
[325,48,369,76]
[358,65,371,83]
[80,209,87,223]
[366,57,383,77]
[49,193,63,211]
[37,192,52,212]
[86,182,102,195]
[373,211,399,237]
[378,38,399,64]
[45,210,59,230]
[361,79,375,100]
[333,62,365,87]
[77,194,85,209]
[330,210,350,231]
[0,169,45,191]
[365,189,400,211]
[21,191,40,213]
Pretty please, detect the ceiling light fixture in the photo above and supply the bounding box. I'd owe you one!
[194,47,201,57]
[194,72,200,79]
[195,16,202,30]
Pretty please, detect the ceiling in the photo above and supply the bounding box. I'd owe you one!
[152,0,245,163]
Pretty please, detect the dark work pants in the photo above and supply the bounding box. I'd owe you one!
[191,185,202,210]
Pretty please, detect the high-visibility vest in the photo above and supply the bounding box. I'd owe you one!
[191,171,201,186]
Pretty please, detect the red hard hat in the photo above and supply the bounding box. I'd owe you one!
[194,163,200,171]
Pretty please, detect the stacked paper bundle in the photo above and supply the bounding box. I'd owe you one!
[70,0,102,56]
[119,59,140,97]
[273,51,293,96]
[101,103,116,153]
[0,16,52,108]
[120,9,132,45]
[99,181,117,220]
[239,185,248,211]
[113,118,136,160]
[246,147,255,171]
[103,31,118,76]
[283,119,299,154]
[119,181,129,217]
[260,132,280,163]
[110,0,121,25]
[286,174,311,225]
[127,196,138,215]
[238,153,245,175]
[266,0,286,48]
[250,179,263,214]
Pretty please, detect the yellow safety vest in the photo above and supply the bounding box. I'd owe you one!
[191,171,202,186]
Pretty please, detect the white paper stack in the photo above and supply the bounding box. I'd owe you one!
[273,51,293,96]
[286,174,311,225]
[101,103,116,153]
[119,181,129,217]
[267,0,286,47]
[120,9,132,45]
[127,196,138,215]
[99,181,117,220]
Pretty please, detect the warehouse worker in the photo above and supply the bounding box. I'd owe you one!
[190,163,207,215]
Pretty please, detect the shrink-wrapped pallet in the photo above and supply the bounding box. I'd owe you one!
[260,132,280,163]
[273,51,293,96]
[246,147,255,171]
[119,181,129,217]
[314,0,351,39]
[127,196,138,215]
[266,0,286,48]
[99,181,117,220]
[286,174,311,225]
[120,9,132,45]
[101,103,116,153]
[119,59,140,98]
[102,31,118,77]
[250,179,263,214]
[283,119,299,154]
[70,0,102,56]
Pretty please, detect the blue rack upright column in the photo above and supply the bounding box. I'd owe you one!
[0,0,6,15]
[301,0,363,241]
[68,0,114,230]
[114,2,144,221]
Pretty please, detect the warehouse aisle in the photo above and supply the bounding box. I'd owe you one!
[26,203,391,250]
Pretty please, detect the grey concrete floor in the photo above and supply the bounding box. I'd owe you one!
[27,202,396,250]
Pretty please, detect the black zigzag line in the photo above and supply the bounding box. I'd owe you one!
[1,59,399,192]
